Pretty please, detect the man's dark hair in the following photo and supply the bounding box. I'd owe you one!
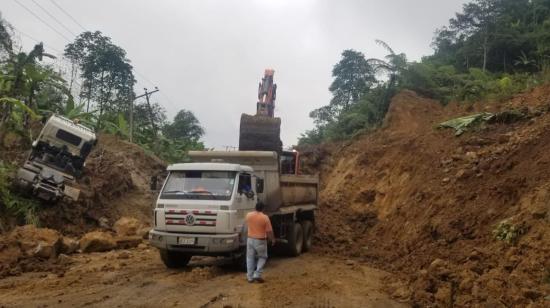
[255,202,265,212]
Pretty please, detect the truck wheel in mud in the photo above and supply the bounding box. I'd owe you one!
[286,223,304,257]
[232,248,247,272]
[301,220,313,252]
[159,249,191,268]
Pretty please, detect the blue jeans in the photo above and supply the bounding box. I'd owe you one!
[246,238,268,280]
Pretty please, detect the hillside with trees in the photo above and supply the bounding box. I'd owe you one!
[0,17,205,163]
[299,0,550,145]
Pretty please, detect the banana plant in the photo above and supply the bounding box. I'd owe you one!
[102,113,129,138]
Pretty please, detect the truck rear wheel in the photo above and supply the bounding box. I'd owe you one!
[159,249,191,268]
[286,222,303,257]
[301,220,313,252]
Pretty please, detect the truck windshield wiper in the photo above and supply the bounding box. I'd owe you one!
[162,190,187,194]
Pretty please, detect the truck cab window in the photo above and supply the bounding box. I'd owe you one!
[238,173,252,193]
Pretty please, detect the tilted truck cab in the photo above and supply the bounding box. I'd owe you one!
[16,115,96,201]
[149,151,318,269]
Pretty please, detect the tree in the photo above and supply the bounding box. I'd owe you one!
[449,0,500,72]
[328,49,375,111]
[310,50,375,126]
[366,40,407,123]
[163,110,204,143]
[0,14,14,59]
[64,31,136,129]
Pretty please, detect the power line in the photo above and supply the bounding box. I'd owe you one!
[16,0,178,114]
[133,68,179,109]
[10,25,64,54]
[30,0,77,37]
[12,0,72,42]
[46,0,173,111]
[48,0,87,32]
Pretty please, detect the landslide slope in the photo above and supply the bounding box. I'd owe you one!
[38,134,166,235]
[315,88,550,307]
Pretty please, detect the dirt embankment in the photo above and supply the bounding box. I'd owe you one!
[37,134,166,236]
[0,133,165,278]
[312,88,550,307]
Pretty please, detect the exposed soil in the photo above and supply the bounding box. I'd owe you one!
[0,245,405,308]
[37,134,166,236]
[312,88,550,307]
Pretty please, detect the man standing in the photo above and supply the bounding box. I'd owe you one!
[245,202,275,283]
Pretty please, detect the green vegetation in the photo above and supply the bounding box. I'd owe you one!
[0,162,39,228]
[493,219,525,244]
[300,0,550,145]
[0,16,205,162]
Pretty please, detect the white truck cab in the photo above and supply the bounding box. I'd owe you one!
[150,163,259,258]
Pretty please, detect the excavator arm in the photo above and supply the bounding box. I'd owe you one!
[239,69,282,152]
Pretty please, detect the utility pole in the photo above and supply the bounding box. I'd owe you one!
[131,87,160,144]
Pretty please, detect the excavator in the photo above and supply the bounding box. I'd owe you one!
[239,69,300,175]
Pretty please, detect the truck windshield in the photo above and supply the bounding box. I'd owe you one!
[160,171,237,200]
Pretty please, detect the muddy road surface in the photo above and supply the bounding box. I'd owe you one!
[0,244,406,308]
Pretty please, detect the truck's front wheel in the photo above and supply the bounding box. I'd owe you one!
[286,223,303,257]
[159,249,191,268]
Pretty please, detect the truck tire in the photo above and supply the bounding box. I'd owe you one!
[159,249,191,268]
[232,248,248,272]
[286,223,304,257]
[301,220,313,252]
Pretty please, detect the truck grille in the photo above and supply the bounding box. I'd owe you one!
[165,210,217,227]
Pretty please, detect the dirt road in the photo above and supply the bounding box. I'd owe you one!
[0,244,406,308]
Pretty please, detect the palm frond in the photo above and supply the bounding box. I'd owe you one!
[375,39,395,56]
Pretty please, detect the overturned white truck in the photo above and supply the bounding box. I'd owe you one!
[149,151,318,268]
[16,115,96,202]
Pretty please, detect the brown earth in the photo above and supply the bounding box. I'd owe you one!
[312,88,550,307]
[0,244,406,308]
[36,134,166,236]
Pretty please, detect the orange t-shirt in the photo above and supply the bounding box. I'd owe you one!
[246,211,273,239]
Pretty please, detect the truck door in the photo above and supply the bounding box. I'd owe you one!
[236,173,255,210]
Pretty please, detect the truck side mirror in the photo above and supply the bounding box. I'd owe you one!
[245,190,255,199]
[256,178,264,194]
[150,175,158,191]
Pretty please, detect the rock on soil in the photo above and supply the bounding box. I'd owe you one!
[6,225,62,259]
[79,231,116,253]
[113,217,142,236]
[60,237,79,254]
[0,225,67,278]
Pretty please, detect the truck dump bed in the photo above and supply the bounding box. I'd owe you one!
[188,151,318,213]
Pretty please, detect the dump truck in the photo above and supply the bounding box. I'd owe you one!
[239,69,282,153]
[15,114,96,201]
[149,150,318,268]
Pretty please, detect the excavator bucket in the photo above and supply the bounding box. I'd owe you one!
[239,113,282,152]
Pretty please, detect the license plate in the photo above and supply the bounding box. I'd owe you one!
[178,237,195,245]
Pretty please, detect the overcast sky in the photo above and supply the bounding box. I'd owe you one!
[2,0,467,149]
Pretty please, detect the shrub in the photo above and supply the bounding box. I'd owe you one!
[0,162,39,227]
[492,219,525,244]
